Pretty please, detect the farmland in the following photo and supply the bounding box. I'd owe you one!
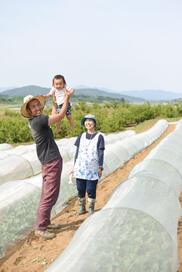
[0,101,182,144]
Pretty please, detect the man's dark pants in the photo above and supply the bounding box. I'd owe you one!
[35,157,62,231]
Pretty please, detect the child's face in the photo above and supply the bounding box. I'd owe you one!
[85,119,95,130]
[53,78,65,90]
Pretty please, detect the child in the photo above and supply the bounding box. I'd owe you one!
[44,75,74,133]
[71,114,105,216]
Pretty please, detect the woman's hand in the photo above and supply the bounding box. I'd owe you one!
[98,168,102,178]
[70,168,74,175]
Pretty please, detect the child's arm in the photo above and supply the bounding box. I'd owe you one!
[44,87,55,99]
[44,93,52,99]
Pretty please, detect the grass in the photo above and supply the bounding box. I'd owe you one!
[0,106,181,146]
[125,117,181,134]
[6,118,180,147]
[127,119,159,133]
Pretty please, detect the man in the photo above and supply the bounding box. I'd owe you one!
[20,89,71,239]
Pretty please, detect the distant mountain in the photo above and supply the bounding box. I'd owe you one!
[74,85,91,89]
[74,88,145,103]
[120,90,182,101]
[0,86,17,93]
[2,85,182,103]
[1,85,49,97]
[1,85,146,103]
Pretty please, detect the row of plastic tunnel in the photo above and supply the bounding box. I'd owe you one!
[0,119,179,271]
[45,119,182,272]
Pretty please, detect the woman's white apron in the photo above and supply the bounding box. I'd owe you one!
[74,132,100,180]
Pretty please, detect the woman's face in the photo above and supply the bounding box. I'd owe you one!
[84,119,95,130]
[53,78,65,90]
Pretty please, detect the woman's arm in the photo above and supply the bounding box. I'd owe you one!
[98,134,105,177]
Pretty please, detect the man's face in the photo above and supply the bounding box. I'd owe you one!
[53,78,64,90]
[84,119,95,130]
[27,99,43,117]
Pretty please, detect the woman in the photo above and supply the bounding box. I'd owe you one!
[71,114,105,216]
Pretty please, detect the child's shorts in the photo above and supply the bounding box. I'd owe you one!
[56,102,71,116]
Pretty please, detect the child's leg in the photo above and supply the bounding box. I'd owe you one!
[86,180,98,216]
[66,115,74,130]
[76,179,87,215]
[66,103,73,130]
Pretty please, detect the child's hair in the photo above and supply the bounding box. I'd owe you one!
[52,75,66,86]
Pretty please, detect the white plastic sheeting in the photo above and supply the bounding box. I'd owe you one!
[129,159,182,196]
[0,145,39,184]
[103,120,168,177]
[129,120,182,197]
[46,120,182,272]
[45,177,180,272]
[0,160,75,259]
[46,209,178,272]
[0,181,41,259]
[0,121,169,259]
[0,155,33,184]
[104,130,135,145]
[104,176,180,243]
[0,143,13,151]
[0,131,134,184]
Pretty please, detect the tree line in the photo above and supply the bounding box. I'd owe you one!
[0,102,182,144]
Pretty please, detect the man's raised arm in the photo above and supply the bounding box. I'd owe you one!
[48,89,71,126]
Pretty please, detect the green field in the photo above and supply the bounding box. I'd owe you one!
[0,101,182,144]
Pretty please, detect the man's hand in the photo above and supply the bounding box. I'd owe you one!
[64,87,73,97]
[98,168,102,178]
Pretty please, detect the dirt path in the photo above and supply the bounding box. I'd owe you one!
[0,124,179,272]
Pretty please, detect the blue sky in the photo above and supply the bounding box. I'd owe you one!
[0,0,182,92]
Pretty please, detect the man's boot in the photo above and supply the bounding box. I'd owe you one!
[35,230,56,239]
[77,197,86,215]
[88,198,95,216]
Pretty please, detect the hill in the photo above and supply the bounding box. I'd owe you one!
[2,85,49,97]
[120,90,182,101]
[1,85,146,103]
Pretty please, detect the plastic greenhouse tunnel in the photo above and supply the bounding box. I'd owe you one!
[0,120,170,262]
[46,120,182,272]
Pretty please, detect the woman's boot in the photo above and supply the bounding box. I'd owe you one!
[88,198,95,216]
[77,197,86,215]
